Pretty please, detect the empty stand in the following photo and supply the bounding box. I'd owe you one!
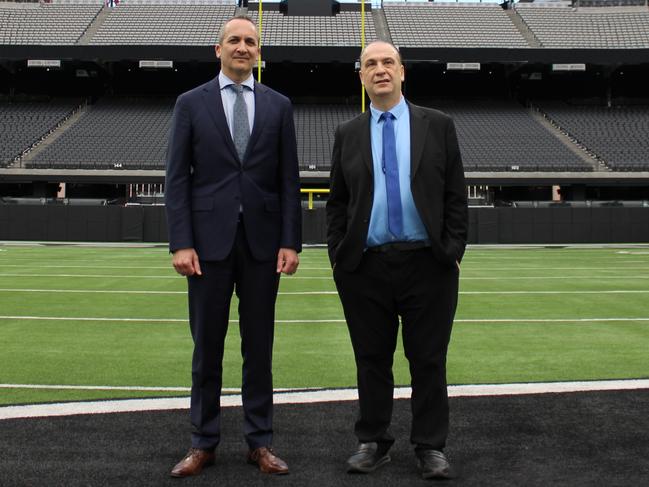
[417,99,592,172]
[294,104,360,171]
[27,98,174,170]
[515,5,649,49]
[0,99,80,167]
[89,2,235,45]
[0,2,101,45]
[538,103,649,171]
[248,10,377,46]
[383,3,529,48]
[9,98,646,173]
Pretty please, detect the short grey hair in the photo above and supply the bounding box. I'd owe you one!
[217,15,259,45]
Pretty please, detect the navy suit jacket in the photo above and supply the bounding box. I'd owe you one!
[326,102,468,272]
[165,76,302,262]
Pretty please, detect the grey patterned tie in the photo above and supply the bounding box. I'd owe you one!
[231,84,250,161]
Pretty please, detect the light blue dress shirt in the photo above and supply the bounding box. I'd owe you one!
[366,97,429,247]
[218,71,255,138]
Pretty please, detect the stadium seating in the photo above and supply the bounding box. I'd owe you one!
[0,2,101,45]
[26,98,174,170]
[515,4,649,49]
[419,99,593,172]
[248,10,377,46]
[16,99,645,173]
[89,3,235,45]
[293,104,360,171]
[538,103,649,171]
[383,3,529,48]
[0,99,81,167]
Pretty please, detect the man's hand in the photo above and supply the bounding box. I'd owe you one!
[276,248,299,275]
[172,248,202,276]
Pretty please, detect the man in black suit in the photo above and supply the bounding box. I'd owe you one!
[326,41,467,480]
[165,16,301,477]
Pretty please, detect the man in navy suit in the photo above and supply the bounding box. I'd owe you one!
[165,16,301,477]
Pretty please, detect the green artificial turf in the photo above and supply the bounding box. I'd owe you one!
[1,244,648,405]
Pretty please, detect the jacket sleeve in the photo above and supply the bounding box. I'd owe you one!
[278,99,302,252]
[442,117,468,263]
[325,125,349,267]
[164,94,194,253]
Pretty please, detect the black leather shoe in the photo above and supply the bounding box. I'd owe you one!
[346,442,391,473]
[416,449,454,480]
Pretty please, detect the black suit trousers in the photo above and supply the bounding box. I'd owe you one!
[187,221,280,450]
[333,248,459,450]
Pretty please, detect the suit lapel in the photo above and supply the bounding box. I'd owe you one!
[409,102,429,179]
[201,77,239,163]
[358,111,373,175]
[246,81,268,160]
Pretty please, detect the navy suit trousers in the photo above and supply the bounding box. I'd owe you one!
[187,221,280,450]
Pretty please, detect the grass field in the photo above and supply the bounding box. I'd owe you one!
[1,243,648,406]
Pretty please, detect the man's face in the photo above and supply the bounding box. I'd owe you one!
[215,19,259,81]
[359,42,404,104]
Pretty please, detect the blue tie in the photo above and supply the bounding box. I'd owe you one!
[380,112,403,238]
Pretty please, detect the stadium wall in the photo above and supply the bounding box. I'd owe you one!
[0,206,648,244]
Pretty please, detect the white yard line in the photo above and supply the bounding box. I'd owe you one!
[0,383,321,393]
[1,315,648,324]
[1,288,649,296]
[1,379,648,420]
[0,273,181,279]
[0,264,172,269]
[0,384,193,392]
[3,273,649,280]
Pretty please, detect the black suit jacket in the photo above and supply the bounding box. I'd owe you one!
[326,102,468,272]
[165,76,301,262]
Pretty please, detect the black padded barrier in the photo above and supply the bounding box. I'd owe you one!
[0,206,648,244]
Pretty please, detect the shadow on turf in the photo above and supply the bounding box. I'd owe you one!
[1,391,648,486]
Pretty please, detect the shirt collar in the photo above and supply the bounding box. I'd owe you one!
[370,96,407,123]
[218,71,255,92]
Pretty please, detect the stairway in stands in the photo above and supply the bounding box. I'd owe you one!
[531,106,610,172]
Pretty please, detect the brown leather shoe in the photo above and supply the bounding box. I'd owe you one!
[247,446,289,475]
[170,448,215,478]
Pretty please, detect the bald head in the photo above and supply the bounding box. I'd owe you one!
[358,40,405,112]
[360,41,402,67]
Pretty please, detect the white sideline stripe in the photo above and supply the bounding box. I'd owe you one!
[1,379,648,420]
[2,288,649,296]
[1,315,649,324]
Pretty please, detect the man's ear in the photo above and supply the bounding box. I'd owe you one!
[215,44,221,59]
